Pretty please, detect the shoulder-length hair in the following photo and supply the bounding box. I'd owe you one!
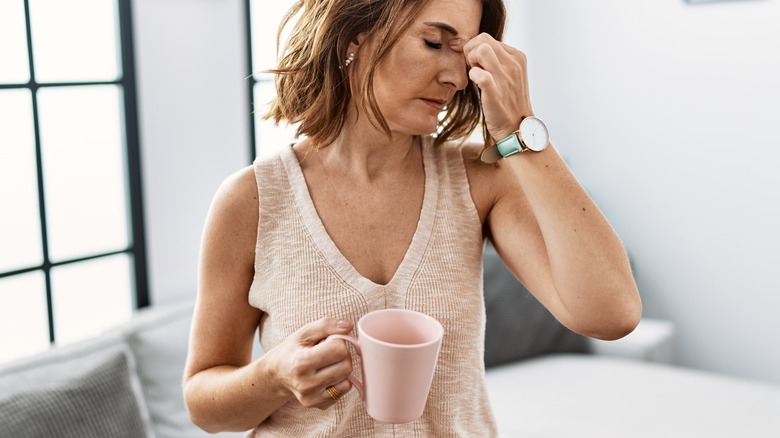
[265,0,506,149]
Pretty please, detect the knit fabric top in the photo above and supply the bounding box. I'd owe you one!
[246,138,497,437]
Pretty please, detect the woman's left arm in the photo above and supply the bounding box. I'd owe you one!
[463,34,642,340]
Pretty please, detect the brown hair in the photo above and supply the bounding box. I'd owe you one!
[265,0,506,149]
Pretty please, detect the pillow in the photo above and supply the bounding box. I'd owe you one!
[0,348,155,437]
[122,299,260,438]
[125,302,207,438]
[483,243,590,367]
[0,333,127,394]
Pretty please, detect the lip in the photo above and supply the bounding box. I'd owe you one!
[420,98,446,111]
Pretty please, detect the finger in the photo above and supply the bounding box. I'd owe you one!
[448,38,464,53]
[468,67,497,93]
[295,317,354,346]
[466,43,502,76]
[318,378,353,410]
[463,33,500,61]
[462,32,487,56]
[465,33,524,70]
[323,378,353,402]
[308,337,353,370]
[316,355,354,385]
[333,377,353,396]
[287,355,351,407]
[475,33,516,57]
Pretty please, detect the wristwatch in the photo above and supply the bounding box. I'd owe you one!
[480,116,550,164]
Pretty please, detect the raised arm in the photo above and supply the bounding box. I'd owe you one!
[463,34,642,340]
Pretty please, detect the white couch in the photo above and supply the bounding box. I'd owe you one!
[2,299,780,437]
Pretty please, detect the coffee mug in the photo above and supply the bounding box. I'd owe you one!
[327,308,444,424]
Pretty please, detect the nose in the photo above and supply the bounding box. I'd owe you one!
[438,46,469,91]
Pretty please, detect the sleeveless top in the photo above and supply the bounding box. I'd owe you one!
[246,138,498,437]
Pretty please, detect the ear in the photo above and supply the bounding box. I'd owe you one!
[347,34,363,57]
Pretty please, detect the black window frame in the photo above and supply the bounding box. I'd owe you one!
[0,0,149,347]
[245,0,259,161]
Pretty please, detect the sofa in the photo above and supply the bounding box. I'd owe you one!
[2,248,780,437]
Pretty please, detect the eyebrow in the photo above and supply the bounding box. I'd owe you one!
[423,21,459,37]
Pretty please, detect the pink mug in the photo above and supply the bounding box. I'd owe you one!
[328,309,444,424]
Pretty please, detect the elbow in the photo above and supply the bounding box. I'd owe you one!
[183,378,221,435]
[183,375,261,434]
[188,413,220,435]
[186,409,220,435]
[574,288,643,341]
[588,310,641,341]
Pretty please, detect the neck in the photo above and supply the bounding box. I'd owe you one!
[315,121,424,184]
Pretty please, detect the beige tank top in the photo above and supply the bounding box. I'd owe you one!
[247,138,498,437]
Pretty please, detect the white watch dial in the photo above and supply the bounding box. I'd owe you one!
[519,116,549,152]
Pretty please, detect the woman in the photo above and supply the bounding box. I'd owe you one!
[183,0,642,435]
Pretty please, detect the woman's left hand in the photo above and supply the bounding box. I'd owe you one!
[462,34,533,141]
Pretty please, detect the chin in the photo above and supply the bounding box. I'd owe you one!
[393,118,439,137]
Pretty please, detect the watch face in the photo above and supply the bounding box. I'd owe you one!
[519,116,549,152]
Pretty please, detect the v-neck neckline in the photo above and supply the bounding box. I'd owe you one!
[281,137,439,293]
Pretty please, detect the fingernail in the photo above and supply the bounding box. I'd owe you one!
[337,320,351,328]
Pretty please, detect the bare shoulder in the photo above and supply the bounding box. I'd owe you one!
[200,164,259,297]
[211,165,258,224]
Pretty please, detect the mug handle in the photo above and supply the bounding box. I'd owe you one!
[326,334,365,399]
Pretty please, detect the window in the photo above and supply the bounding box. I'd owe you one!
[246,0,299,160]
[0,0,147,364]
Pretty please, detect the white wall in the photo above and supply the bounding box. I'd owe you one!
[132,0,250,305]
[505,0,780,384]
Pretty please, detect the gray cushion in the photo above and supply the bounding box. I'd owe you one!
[117,300,261,438]
[483,243,590,367]
[125,302,210,438]
[0,349,153,437]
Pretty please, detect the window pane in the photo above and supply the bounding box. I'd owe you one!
[254,81,298,159]
[0,89,43,272]
[249,0,298,80]
[37,85,129,262]
[0,271,49,364]
[28,0,120,83]
[51,254,133,346]
[0,0,31,83]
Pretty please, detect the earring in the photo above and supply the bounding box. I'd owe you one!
[344,53,355,68]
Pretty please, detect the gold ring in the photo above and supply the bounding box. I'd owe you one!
[325,385,342,401]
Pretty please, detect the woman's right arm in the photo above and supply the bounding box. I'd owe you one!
[182,166,355,433]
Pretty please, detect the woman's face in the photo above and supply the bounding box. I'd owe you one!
[355,0,483,137]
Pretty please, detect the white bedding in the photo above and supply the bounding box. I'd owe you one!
[486,354,780,438]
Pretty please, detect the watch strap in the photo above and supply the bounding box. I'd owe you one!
[480,131,524,164]
[479,144,503,164]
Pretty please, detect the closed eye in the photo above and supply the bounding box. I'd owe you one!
[425,40,443,50]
